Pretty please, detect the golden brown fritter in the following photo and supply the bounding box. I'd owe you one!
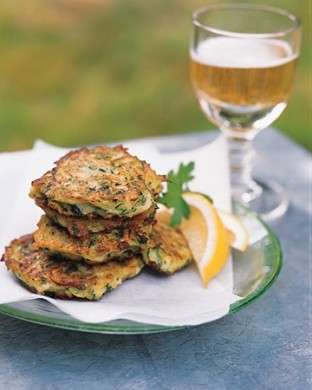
[2,234,144,300]
[30,145,164,218]
[34,216,151,264]
[143,221,193,274]
[37,198,156,238]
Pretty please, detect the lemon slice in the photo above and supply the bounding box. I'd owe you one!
[218,210,249,252]
[179,192,231,287]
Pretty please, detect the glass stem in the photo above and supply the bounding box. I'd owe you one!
[227,136,262,204]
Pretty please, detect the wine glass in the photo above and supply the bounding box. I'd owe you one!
[190,4,301,220]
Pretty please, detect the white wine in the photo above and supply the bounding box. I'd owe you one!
[190,4,301,219]
[191,37,297,135]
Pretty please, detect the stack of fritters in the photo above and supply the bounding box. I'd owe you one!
[2,145,193,300]
[30,145,162,263]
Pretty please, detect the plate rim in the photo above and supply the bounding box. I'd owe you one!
[0,207,282,334]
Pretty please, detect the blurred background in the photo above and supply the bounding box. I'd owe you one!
[0,0,310,152]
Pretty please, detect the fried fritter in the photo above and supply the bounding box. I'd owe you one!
[143,221,193,274]
[30,145,164,218]
[37,199,156,238]
[34,216,151,264]
[2,234,144,300]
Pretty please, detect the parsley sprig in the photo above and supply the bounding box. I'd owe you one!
[158,162,195,227]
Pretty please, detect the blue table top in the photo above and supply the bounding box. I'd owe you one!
[0,129,310,390]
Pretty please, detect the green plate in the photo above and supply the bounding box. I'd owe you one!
[0,202,281,334]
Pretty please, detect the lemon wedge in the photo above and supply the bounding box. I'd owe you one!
[179,192,231,287]
[218,210,249,252]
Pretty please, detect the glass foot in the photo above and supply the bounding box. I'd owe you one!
[232,178,289,221]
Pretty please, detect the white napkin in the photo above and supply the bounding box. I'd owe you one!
[0,137,240,326]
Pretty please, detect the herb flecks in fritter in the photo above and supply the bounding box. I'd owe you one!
[2,235,144,300]
[39,201,157,238]
[34,216,151,264]
[143,221,193,274]
[30,145,165,219]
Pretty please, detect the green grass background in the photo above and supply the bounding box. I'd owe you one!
[0,0,310,152]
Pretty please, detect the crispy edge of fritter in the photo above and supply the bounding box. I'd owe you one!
[36,199,157,238]
[143,221,193,275]
[2,234,144,300]
[33,216,151,264]
[30,145,165,218]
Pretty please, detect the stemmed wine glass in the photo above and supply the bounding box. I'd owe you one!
[190,4,301,220]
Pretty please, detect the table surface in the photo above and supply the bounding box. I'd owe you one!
[0,129,311,390]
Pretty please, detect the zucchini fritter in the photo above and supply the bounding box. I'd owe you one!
[2,234,144,300]
[30,145,164,218]
[34,216,151,264]
[37,199,156,238]
[143,221,193,274]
